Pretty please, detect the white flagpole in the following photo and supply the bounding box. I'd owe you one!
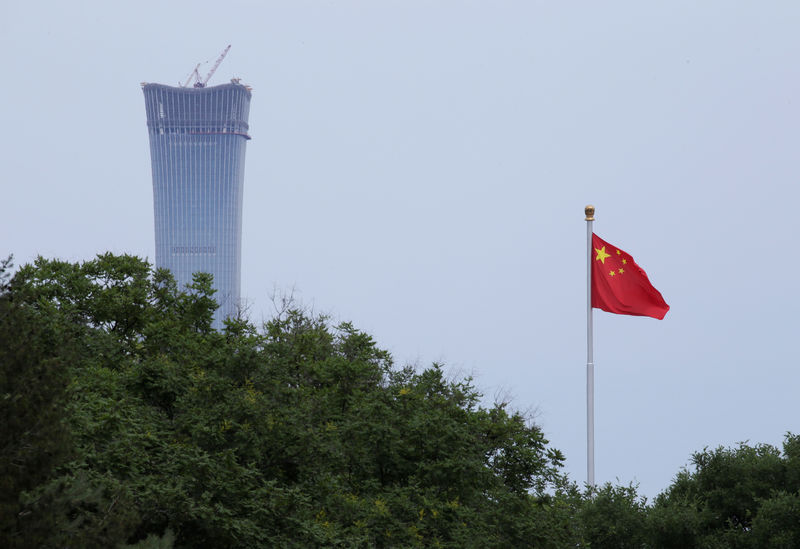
[585,205,595,488]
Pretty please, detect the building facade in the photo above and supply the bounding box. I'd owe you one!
[142,82,252,327]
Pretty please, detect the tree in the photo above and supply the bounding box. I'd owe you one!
[649,436,800,548]
[577,483,648,548]
[0,256,75,547]
[2,254,576,548]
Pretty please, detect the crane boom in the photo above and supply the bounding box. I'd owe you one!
[182,63,201,87]
[196,45,231,88]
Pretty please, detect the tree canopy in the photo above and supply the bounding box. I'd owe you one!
[3,253,799,548]
[0,254,573,548]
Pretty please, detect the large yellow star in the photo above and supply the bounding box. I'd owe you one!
[595,246,611,264]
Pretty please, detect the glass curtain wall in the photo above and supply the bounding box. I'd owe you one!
[143,82,252,328]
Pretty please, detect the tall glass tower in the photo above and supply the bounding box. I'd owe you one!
[142,82,252,327]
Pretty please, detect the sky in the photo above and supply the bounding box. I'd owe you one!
[3,1,800,499]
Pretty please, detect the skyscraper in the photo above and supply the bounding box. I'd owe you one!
[142,81,252,327]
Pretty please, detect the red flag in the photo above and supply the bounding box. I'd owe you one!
[591,233,669,319]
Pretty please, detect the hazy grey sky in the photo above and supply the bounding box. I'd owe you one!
[3,1,799,498]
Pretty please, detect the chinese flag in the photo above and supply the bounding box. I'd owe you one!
[591,233,669,320]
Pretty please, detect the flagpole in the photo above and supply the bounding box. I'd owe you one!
[585,204,595,488]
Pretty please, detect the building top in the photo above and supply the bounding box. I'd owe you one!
[141,80,253,97]
[142,80,252,138]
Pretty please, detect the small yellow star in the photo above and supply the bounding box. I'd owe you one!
[595,246,611,264]
[622,259,627,265]
[616,249,621,255]
[609,270,615,277]
[618,268,625,274]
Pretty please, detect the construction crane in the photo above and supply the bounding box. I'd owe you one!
[182,63,201,88]
[181,45,232,88]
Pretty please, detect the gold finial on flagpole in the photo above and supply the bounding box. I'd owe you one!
[585,205,595,221]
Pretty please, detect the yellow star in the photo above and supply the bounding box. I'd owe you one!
[618,268,625,274]
[609,270,615,277]
[616,249,621,255]
[595,246,611,264]
[622,259,627,265]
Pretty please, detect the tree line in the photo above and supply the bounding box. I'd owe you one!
[1,254,799,548]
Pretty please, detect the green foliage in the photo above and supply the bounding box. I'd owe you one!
[750,490,800,548]
[0,256,76,547]
[120,528,176,549]
[578,483,647,548]
[650,436,800,548]
[565,436,800,548]
[17,471,140,548]
[1,254,574,547]
[9,252,800,547]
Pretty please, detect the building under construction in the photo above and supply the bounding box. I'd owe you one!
[142,47,252,327]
